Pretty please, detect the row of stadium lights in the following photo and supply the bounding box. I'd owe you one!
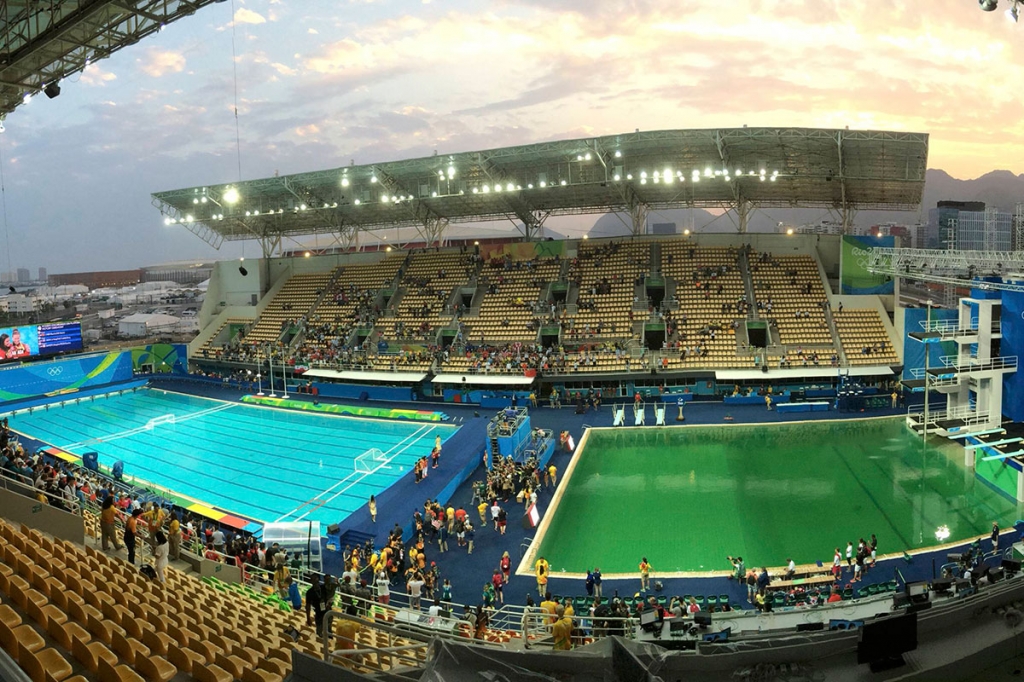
[164,158,781,224]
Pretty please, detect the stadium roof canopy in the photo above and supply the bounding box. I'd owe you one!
[152,127,929,255]
[1,0,226,118]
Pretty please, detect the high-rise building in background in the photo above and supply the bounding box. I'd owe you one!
[38,267,47,282]
[925,201,1008,250]
[16,268,30,283]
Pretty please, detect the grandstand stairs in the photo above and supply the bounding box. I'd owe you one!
[737,249,758,319]
[823,306,848,366]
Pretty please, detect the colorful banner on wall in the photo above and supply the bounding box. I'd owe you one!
[0,351,133,403]
[131,343,188,374]
[480,240,566,263]
[241,394,449,421]
[840,235,895,295]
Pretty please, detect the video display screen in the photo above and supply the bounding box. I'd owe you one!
[0,322,83,363]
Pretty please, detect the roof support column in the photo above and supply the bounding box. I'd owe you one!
[416,217,449,249]
[737,198,751,234]
[629,196,649,236]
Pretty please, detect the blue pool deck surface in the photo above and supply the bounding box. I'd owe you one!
[6,388,456,526]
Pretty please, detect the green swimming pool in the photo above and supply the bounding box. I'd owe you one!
[531,417,1021,575]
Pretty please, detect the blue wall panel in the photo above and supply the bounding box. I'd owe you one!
[1002,291,1024,422]
[0,352,133,405]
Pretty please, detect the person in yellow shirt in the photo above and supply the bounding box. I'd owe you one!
[477,500,488,524]
[551,605,573,650]
[562,597,575,618]
[167,512,181,560]
[534,556,550,596]
[639,557,652,592]
[540,592,558,625]
[548,464,557,488]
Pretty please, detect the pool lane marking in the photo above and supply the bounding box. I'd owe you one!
[277,423,434,523]
[61,401,239,449]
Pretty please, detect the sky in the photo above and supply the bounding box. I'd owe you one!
[0,0,1021,274]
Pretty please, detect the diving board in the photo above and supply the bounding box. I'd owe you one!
[981,449,1024,462]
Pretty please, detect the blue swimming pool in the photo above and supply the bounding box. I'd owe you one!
[7,388,455,525]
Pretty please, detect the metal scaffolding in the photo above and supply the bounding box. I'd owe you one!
[153,127,929,253]
[0,0,226,118]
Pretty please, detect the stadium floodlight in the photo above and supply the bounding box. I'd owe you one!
[494,184,503,192]
[192,198,199,204]
[370,175,378,183]
[664,167,672,179]
[539,181,547,188]
[472,187,479,193]
[506,183,514,191]
[431,191,437,197]
[447,166,455,178]
[299,203,307,210]
[614,150,622,158]
[684,228,691,235]
[22,93,31,104]
[438,170,444,177]
[222,187,240,204]
[253,210,260,216]
[585,153,592,160]
[613,174,621,181]
[185,214,194,222]
[640,178,647,185]
[979,0,998,10]
[341,177,349,187]
[560,179,567,186]
[380,194,388,203]
[704,167,712,177]
[626,174,633,180]
[482,185,490,193]
[640,171,648,179]
[354,199,361,205]
[528,183,534,189]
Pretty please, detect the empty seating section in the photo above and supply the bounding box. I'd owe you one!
[834,309,899,366]
[565,241,649,341]
[660,244,749,369]
[245,272,335,344]
[0,518,438,679]
[299,257,403,365]
[751,255,833,346]
[377,252,470,343]
[463,258,561,343]
[196,319,249,358]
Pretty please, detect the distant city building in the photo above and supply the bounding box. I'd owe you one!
[37,267,47,282]
[866,223,920,248]
[927,200,985,250]
[2,294,39,314]
[785,220,843,235]
[49,269,142,288]
[927,201,1014,251]
[141,261,215,285]
[16,268,30,283]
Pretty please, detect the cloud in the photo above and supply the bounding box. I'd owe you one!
[308,28,319,34]
[233,8,267,25]
[79,65,117,86]
[138,49,186,77]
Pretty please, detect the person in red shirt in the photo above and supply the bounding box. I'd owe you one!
[827,587,843,603]
[491,569,504,604]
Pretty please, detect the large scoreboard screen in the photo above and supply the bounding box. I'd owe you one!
[0,322,83,363]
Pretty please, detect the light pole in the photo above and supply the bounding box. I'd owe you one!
[255,347,264,396]
[281,354,289,399]
[267,346,277,398]
[923,300,932,444]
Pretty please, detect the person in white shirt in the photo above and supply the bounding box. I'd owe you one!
[407,574,425,610]
[152,531,169,582]
[375,571,391,605]
[784,558,796,579]
[428,598,442,617]
[490,502,501,531]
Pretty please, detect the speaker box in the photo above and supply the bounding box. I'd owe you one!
[988,567,1005,584]
[931,578,954,593]
[947,553,964,563]
[327,523,340,535]
[1002,558,1022,575]
[893,592,911,608]
[796,622,825,632]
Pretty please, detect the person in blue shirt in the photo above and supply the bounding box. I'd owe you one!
[286,576,302,611]
[593,567,603,599]
[585,570,595,596]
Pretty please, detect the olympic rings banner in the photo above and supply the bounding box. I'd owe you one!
[0,351,133,403]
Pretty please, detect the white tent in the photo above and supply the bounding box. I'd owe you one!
[118,312,180,338]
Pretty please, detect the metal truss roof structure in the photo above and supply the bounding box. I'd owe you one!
[864,247,1024,293]
[153,127,929,256]
[1,0,226,118]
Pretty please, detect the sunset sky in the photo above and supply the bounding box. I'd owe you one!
[0,0,1021,273]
